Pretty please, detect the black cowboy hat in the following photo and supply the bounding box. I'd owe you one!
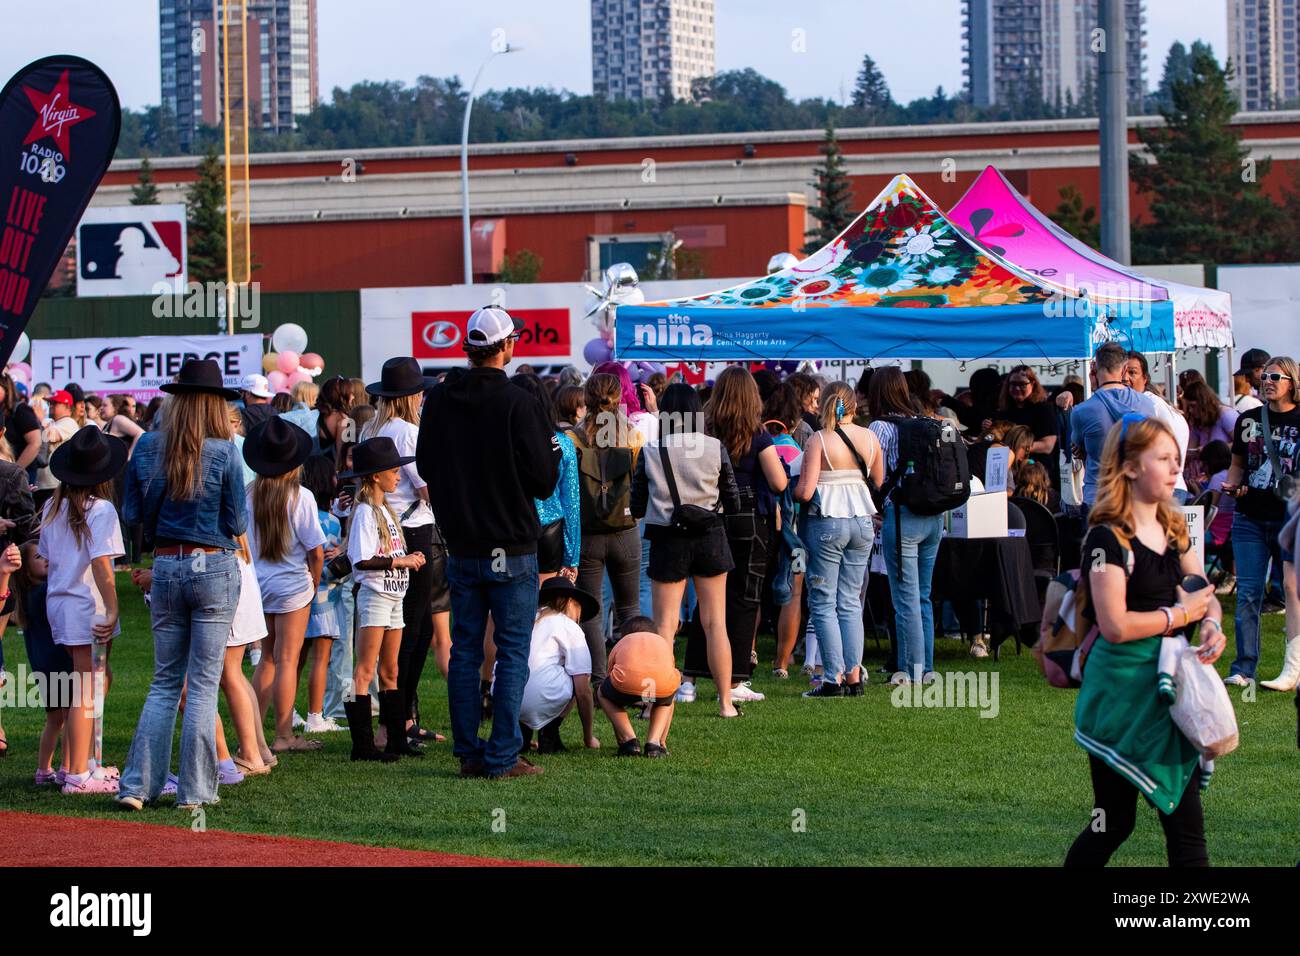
[242,416,314,477]
[50,426,128,487]
[337,436,415,480]
[1236,348,1271,377]
[366,357,438,399]
[159,358,242,400]
[537,577,600,623]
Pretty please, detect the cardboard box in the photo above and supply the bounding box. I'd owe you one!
[948,492,1009,539]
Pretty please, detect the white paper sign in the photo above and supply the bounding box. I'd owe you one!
[1181,505,1205,569]
[984,446,1011,494]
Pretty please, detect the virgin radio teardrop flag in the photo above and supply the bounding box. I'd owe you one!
[0,55,120,365]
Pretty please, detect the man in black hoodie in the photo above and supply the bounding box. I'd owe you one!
[417,306,561,779]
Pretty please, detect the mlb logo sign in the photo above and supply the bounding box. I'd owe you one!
[76,203,186,297]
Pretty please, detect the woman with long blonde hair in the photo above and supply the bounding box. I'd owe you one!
[117,359,248,810]
[362,358,443,752]
[243,416,326,753]
[1066,414,1224,867]
[341,437,427,761]
[678,367,787,712]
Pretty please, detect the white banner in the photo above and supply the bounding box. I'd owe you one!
[30,333,262,401]
[1182,505,1205,569]
[76,203,187,298]
[359,278,743,382]
[1217,265,1298,361]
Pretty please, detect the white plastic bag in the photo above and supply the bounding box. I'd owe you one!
[1170,642,1239,758]
[1061,450,1084,508]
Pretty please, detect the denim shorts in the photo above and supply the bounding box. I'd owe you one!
[645,523,733,582]
[356,587,405,630]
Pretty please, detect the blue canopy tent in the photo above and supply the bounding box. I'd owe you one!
[614,175,1174,364]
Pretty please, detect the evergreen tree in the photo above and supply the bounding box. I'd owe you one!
[186,145,226,284]
[497,249,543,283]
[802,121,854,255]
[1154,41,1192,112]
[851,54,894,122]
[1048,184,1100,248]
[130,154,159,205]
[1131,46,1282,264]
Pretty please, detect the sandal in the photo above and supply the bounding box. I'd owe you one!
[232,756,272,776]
[34,768,59,785]
[408,726,446,743]
[772,668,789,680]
[271,736,323,752]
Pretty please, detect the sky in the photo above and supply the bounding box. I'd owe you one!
[0,0,1231,112]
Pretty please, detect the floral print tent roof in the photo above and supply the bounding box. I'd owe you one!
[615,174,1174,362]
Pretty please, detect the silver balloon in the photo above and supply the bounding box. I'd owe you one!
[584,262,644,331]
[767,252,799,275]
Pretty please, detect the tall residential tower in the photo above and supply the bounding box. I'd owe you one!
[591,0,715,102]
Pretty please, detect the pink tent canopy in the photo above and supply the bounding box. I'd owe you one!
[948,166,1233,350]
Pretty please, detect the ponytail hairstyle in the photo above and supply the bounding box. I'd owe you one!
[44,480,115,548]
[251,468,303,562]
[581,373,629,449]
[819,381,856,432]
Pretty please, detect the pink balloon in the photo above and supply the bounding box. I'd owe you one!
[288,369,313,388]
[276,350,300,374]
[299,352,324,371]
[267,370,289,393]
[11,361,31,377]
[7,365,30,386]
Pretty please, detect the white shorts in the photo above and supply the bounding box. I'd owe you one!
[228,559,267,648]
[356,587,404,630]
[259,581,315,616]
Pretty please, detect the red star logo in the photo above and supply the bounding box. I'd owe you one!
[22,69,96,158]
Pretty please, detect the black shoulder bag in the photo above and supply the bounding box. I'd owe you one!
[1260,403,1297,502]
[658,444,719,536]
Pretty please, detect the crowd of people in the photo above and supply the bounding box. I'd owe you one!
[0,311,1294,865]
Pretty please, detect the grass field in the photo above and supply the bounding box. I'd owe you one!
[0,575,1295,866]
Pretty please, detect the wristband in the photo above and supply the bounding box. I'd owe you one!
[1160,607,1175,636]
[1202,617,1222,635]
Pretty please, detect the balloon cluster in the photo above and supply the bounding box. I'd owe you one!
[4,331,32,393]
[581,262,644,366]
[261,323,325,394]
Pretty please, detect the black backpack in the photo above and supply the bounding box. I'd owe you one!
[884,416,971,516]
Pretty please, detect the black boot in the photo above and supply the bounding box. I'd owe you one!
[345,696,398,763]
[381,690,422,758]
[479,679,493,723]
[536,715,567,754]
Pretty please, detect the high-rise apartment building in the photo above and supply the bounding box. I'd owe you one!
[963,0,1146,110]
[591,0,715,102]
[1228,0,1300,110]
[160,0,318,152]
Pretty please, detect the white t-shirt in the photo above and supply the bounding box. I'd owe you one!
[375,419,432,528]
[229,556,267,647]
[35,416,81,490]
[246,484,327,613]
[39,497,125,646]
[347,501,409,596]
[1148,393,1191,493]
[517,613,592,730]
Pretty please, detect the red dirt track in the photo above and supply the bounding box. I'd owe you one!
[0,811,553,867]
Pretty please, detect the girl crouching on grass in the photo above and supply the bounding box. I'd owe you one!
[14,541,73,785]
[518,578,599,754]
[42,427,127,795]
[245,417,327,754]
[341,437,425,761]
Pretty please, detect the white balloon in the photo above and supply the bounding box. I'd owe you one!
[271,323,309,354]
[12,331,30,362]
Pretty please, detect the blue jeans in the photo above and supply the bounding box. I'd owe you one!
[639,527,653,617]
[323,582,355,720]
[447,553,538,775]
[881,504,943,680]
[120,551,240,806]
[1230,511,1283,680]
[803,514,874,683]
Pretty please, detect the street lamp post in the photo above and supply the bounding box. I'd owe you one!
[461,45,519,286]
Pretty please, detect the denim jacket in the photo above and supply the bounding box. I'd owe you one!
[124,431,247,550]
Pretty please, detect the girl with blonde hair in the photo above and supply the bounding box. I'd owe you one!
[1066,414,1224,866]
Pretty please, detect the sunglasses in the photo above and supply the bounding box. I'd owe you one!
[1009,379,1031,387]
[1262,372,1293,383]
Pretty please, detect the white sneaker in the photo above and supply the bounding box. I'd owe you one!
[248,646,261,667]
[292,710,306,729]
[674,680,697,703]
[1223,674,1252,687]
[888,672,911,687]
[970,636,989,659]
[921,671,939,685]
[304,712,344,733]
[727,681,765,703]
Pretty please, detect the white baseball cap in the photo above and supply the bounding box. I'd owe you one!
[465,306,524,348]
[242,373,273,399]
